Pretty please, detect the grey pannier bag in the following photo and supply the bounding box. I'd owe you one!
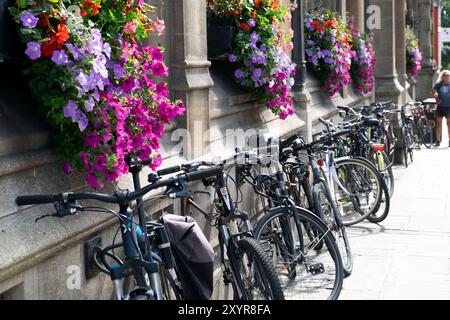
[162,214,214,300]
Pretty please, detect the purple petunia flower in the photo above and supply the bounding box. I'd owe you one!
[84,132,100,149]
[65,43,80,60]
[85,97,95,112]
[51,50,68,65]
[251,32,259,44]
[228,54,237,62]
[113,64,125,79]
[62,160,74,175]
[21,12,38,28]
[251,68,263,82]
[24,41,41,60]
[77,112,88,132]
[234,70,246,79]
[64,100,79,122]
[248,18,256,28]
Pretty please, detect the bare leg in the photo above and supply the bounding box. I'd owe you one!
[446,117,450,146]
[436,116,443,144]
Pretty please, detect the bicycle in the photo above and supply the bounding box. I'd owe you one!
[16,167,222,300]
[161,161,285,300]
[235,146,345,300]
[411,102,434,149]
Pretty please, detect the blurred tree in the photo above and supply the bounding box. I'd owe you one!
[443,0,450,27]
[442,43,450,69]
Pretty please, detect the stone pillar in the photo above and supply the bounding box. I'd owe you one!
[395,0,409,104]
[370,0,406,165]
[415,0,437,100]
[370,0,405,104]
[292,0,312,141]
[169,0,214,160]
[347,0,365,32]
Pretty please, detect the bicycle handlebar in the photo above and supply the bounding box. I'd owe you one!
[156,165,181,176]
[16,167,224,207]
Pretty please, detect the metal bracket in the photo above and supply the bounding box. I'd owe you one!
[84,235,102,279]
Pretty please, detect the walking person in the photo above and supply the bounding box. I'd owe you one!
[431,70,450,147]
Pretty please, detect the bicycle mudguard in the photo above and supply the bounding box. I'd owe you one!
[334,156,352,162]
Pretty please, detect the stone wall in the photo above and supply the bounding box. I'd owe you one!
[0,0,386,299]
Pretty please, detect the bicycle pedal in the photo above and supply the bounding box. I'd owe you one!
[308,263,325,275]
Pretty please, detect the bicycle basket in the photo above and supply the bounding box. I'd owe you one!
[162,214,214,300]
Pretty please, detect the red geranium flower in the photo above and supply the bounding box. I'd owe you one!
[81,0,101,16]
[41,23,70,57]
[37,13,48,28]
[240,23,251,31]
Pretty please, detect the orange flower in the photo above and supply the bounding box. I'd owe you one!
[41,23,70,57]
[311,21,323,32]
[54,23,69,46]
[271,0,279,10]
[255,0,260,9]
[325,20,339,29]
[240,22,251,31]
[252,10,257,18]
[81,0,101,16]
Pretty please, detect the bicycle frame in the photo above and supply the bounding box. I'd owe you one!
[188,171,258,300]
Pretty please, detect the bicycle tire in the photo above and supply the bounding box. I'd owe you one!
[233,237,285,300]
[334,157,383,226]
[366,176,391,223]
[401,126,409,168]
[406,125,414,163]
[312,183,352,277]
[254,206,344,300]
[422,119,433,148]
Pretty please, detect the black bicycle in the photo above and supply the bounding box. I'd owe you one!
[152,161,285,300]
[235,147,344,300]
[16,167,224,300]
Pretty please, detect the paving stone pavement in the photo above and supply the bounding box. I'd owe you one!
[340,126,450,300]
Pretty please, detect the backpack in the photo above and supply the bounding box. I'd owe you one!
[162,214,214,300]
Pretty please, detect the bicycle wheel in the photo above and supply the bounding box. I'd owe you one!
[232,237,285,300]
[366,177,391,223]
[254,206,344,300]
[422,118,434,148]
[406,125,414,163]
[312,183,352,277]
[402,127,409,168]
[333,157,383,226]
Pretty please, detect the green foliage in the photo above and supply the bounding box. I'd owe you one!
[442,0,450,28]
[442,43,450,69]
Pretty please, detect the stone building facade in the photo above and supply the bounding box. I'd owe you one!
[0,0,441,299]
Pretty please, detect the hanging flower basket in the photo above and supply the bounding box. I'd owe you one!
[9,0,185,189]
[208,0,296,120]
[406,25,422,78]
[304,10,355,97]
[348,17,376,94]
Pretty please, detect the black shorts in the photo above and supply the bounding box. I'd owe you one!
[436,106,450,118]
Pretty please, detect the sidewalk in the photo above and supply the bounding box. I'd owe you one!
[340,127,450,299]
